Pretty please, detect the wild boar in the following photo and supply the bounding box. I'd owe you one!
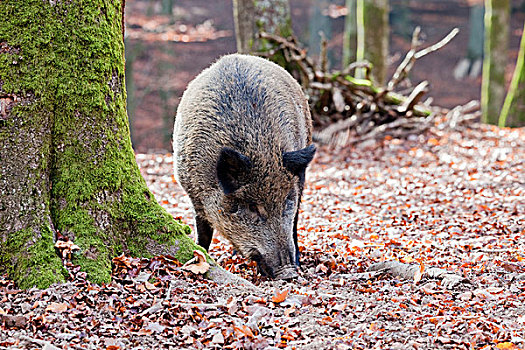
[173,54,315,280]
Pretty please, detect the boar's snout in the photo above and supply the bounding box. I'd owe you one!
[251,251,299,280]
[273,265,299,280]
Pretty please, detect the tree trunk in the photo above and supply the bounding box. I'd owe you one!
[161,0,173,15]
[356,0,390,85]
[499,21,525,127]
[124,38,137,146]
[342,0,358,68]
[481,0,510,124]
[0,0,211,289]
[467,4,484,62]
[233,0,293,54]
[308,0,332,63]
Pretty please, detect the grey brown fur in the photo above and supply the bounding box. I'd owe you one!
[173,54,315,279]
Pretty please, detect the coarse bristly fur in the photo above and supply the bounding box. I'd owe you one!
[173,54,315,279]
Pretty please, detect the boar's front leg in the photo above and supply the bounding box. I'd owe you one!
[293,209,300,266]
[195,213,214,251]
[293,193,303,267]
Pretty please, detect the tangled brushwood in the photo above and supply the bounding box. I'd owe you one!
[257,27,481,146]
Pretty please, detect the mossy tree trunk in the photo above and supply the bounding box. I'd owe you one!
[233,0,293,54]
[499,21,525,127]
[356,0,390,85]
[0,0,208,289]
[481,0,510,124]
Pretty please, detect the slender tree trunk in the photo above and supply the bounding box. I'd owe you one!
[356,0,390,85]
[499,21,525,127]
[481,0,510,124]
[467,4,484,62]
[342,0,358,68]
[0,0,214,289]
[161,0,173,15]
[390,0,412,39]
[233,0,293,54]
[308,0,332,64]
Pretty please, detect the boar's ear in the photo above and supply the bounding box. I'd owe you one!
[217,147,252,194]
[282,144,316,177]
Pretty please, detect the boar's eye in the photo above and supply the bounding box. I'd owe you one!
[248,202,259,215]
[247,202,267,222]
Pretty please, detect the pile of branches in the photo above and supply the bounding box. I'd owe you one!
[258,27,479,146]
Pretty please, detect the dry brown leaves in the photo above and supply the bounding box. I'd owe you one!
[1,124,524,349]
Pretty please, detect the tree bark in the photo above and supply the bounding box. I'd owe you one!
[308,0,332,64]
[342,0,358,69]
[233,0,293,54]
[467,4,484,62]
[499,21,525,127]
[356,0,390,85]
[161,0,173,15]
[0,0,205,289]
[481,0,510,124]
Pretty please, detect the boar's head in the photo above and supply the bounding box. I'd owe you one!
[211,144,316,280]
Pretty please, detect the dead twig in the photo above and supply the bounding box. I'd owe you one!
[388,27,459,90]
[259,27,461,147]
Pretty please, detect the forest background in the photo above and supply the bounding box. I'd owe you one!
[124,0,525,153]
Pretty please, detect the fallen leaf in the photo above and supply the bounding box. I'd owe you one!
[0,315,27,328]
[271,289,289,303]
[485,287,503,294]
[181,250,210,274]
[414,262,425,284]
[145,281,157,290]
[234,325,254,338]
[42,344,60,350]
[428,138,440,146]
[137,328,153,335]
[281,331,295,341]
[45,302,68,313]
[54,240,80,258]
[211,331,225,344]
[112,253,135,268]
[145,321,166,333]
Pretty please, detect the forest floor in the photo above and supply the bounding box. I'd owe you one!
[1,122,524,349]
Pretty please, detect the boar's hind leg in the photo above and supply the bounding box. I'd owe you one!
[195,214,214,250]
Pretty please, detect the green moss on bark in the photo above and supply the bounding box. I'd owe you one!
[1,0,205,288]
[499,21,525,127]
[356,0,389,84]
[481,0,510,124]
[5,227,66,289]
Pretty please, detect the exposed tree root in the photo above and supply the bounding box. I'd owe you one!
[367,261,471,289]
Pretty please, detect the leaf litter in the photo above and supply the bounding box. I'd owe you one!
[1,124,524,349]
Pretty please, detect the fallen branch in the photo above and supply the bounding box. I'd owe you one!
[414,28,459,59]
[440,100,482,129]
[388,27,459,90]
[259,27,463,146]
